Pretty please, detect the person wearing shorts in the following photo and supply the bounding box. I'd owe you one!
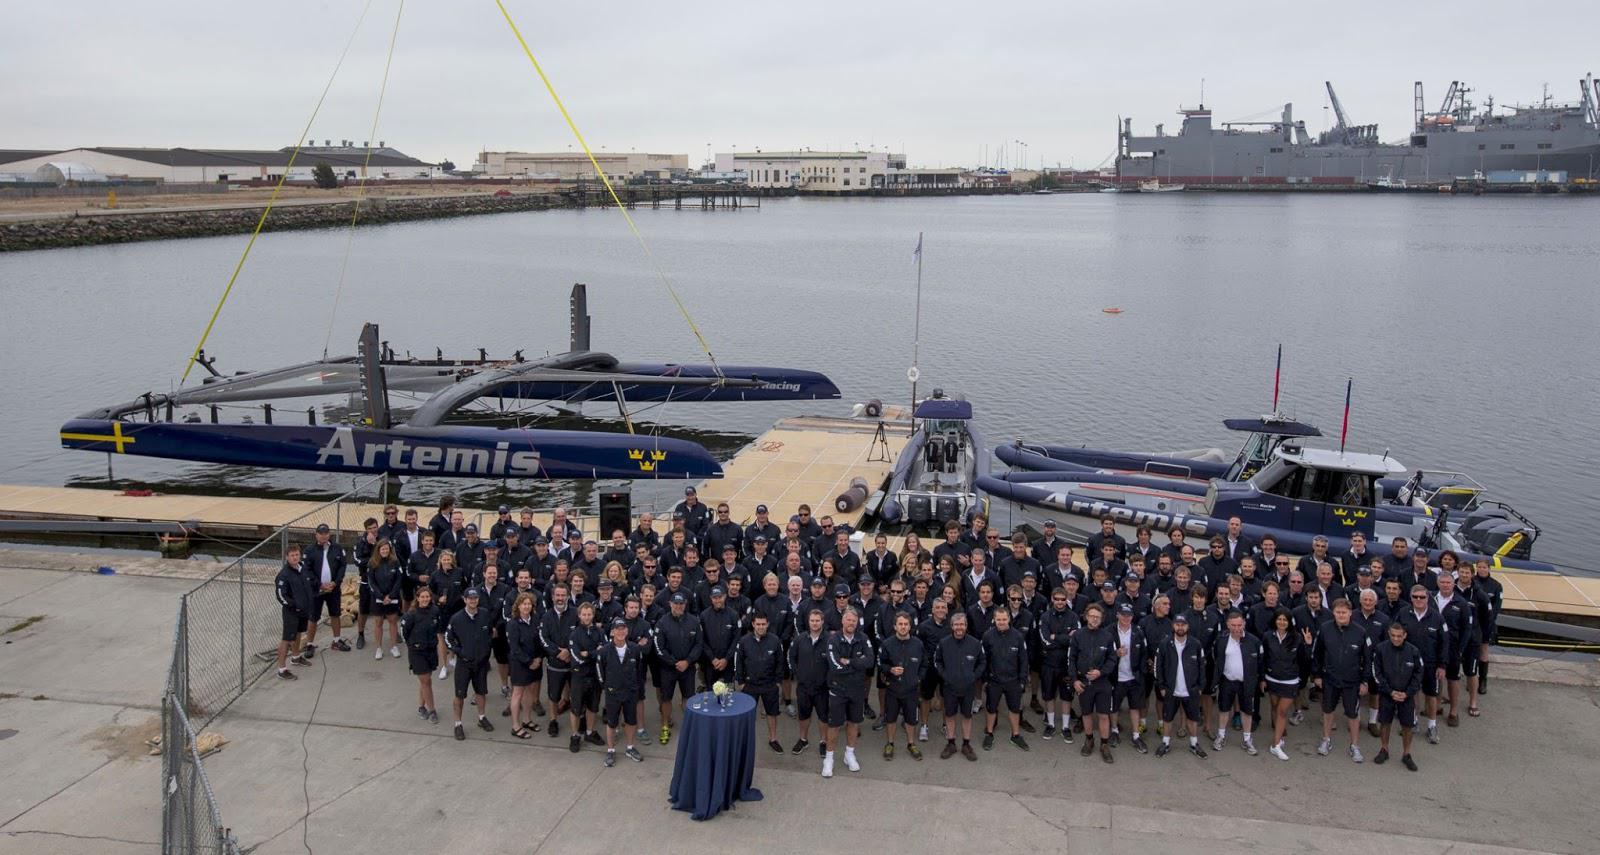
[1210,611,1261,754]
[566,602,606,752]
[539,584,578,737]
[274,546,312,678]
[400,587,441,723]
[598,619,644,766]
[821,608,872,778]
[1372,621,1423,771]
[651,591,700,745]
[981,606,1030,752]
[789,608,831,756]
[935,612,983,761]
[1037,588,1079,742]
[444,588,495,741]
[736,613,787,752]
[1070,603,1119,763]
[1314,599,1369,763]
[877,612,926,760]
[1153,613,1207,757]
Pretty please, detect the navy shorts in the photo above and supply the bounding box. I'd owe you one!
[796,683,829,721]
[1321,683,1361,718]
[659,665,694,702]
[1266,680,1299,700]
[311,589,341,621]
[828,691,864,727]
[884,691,919,725]
[1079,680,1112,715]
[1162,693,1201,723]
[603,693,639,728]
[748,685,780,716]
[1420,664,1441,698]
[1378,695,1416,728]
[454,657,489,699]
[281,607,308,642]
[1112,679,1143,712]
[409,647,438,676]
[1217,679,1257,716]
[943,686,976,719]
[985,681,1023,714]
[1041,664,1072,702]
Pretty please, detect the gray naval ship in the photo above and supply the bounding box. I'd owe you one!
[1116,77,1600,186]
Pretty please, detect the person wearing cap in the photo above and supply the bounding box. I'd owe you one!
[736,611,788,753]
[673,486,712,544]
[1036,584,1080,742]
[1210,610,1263,755]
[699,583,740,690]
[303,522,352,656]
[538,583,578,736]
[501,527,531,580]
[445,587,496,740]
[652,590,702,745]
[1154,612,1207,757]
[795,574,828,636]
[400,585,443,723]
[597,616,645,767]
[744,504,780,552]
[453,523,485,575]
[274,545,314,679]
[564,601,607,752]
[557,527,585,565]
[821,607,872,778]
[490,505,516,543]
[822,581,852,633]
[1024,520,1059,566]
[1070,602,1119,763]
[1107,602,1150,754]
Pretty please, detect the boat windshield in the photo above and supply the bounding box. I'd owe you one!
[1227,432,1281,481]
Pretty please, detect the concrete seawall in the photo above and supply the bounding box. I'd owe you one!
[0,192,566,252]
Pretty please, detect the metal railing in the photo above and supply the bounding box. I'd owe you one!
[160,475,387,854]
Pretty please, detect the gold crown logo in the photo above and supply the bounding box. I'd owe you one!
[627,449,668,472]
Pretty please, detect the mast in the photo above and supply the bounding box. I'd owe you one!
[909,232,923,418]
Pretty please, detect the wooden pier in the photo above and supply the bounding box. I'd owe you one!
[0,411,1595,625]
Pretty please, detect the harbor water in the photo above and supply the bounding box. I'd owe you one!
[1,193,1596,570]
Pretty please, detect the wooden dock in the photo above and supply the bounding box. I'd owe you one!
[0,411,1596,624]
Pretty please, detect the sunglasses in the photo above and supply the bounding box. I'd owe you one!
[1411,594,1428,600]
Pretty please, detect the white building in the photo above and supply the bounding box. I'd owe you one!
[474,151,688,181]
[0,146,435,184]
[714,150,907,191]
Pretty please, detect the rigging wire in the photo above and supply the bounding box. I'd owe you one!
[179,0,379,386]
[492,0,724,380]
[322,0,406,360]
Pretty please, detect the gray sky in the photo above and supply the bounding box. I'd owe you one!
[5,0,1593,168]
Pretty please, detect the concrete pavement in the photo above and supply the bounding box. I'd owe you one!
[2,553,1598,854]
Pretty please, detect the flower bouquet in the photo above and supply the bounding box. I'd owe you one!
[711,680,733,709]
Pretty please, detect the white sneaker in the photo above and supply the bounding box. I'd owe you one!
[374,648,384,660]
[1349,744,1364,764]
[1212,735,1225,751]
[821,753,834,778]
[1243,740,1258,756]
[1316,736,1332,756]
[917,724,929,742]
[436,666,448,680]
[1269,743,1289,761]
[390,645,400,659]
[844,750,860,772]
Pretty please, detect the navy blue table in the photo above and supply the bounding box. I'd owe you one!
[668,691,763,821]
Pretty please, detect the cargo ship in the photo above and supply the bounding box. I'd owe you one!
[1116,76,1600,188]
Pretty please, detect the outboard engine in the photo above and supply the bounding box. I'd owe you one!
[907,495,932,525]
[943,430,961,473]
[1473,523,1534,560]
[935,496,961,524]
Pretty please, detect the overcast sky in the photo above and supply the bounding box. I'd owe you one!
[6,1,1594,168]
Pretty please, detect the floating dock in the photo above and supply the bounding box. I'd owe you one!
[0,412,1595,625]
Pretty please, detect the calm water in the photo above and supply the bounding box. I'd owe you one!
[2,193,1597,568]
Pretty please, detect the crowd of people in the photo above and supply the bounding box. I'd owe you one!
[272,487,1505,773]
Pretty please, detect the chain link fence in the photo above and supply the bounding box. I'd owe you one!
[161,475,388,854]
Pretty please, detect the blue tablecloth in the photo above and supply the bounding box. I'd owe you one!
[668,691,763,821]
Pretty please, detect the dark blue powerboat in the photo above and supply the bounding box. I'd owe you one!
[879,391,989,527]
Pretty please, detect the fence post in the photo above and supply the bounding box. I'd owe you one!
[238,557,246,699]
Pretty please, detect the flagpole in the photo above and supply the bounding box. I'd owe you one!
[910,232,923,421]
[1339,377,1352,454]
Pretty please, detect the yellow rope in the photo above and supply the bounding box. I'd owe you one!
[493,0,723,379]
[323,0,405,359]
[180,0,377,384]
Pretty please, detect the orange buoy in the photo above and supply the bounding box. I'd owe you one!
[1102,307,1124,314]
